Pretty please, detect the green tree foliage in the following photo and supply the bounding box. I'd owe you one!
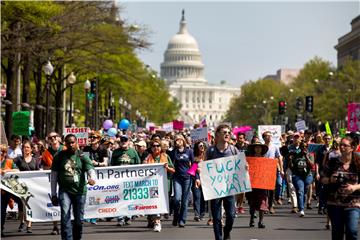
[226,57,360,130]
[1,1,179,137]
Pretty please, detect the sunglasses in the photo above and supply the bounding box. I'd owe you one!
[49,135,58,139]
[152,144,161,148]
[89,136,99,139]
[219,131,231,135]
[66,141,76,144]
[198,144,204,147]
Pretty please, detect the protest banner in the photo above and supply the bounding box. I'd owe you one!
[258,125,282,147]
[0,164,169,222]
[64,127,91,146]
[12,111,30,136]
[246,157,277,190]
[347,103,360,132]
[199,152,251,201]
[190,127,208,145]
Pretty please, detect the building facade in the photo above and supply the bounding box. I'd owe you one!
[160,10,240,127]
[335,15,360,66]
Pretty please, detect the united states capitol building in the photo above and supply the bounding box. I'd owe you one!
[160,10,240,127]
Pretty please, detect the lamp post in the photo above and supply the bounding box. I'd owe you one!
[67,72,76,127]
[44,61,54,136]
[119,97,123,119]
[84,80,91,127]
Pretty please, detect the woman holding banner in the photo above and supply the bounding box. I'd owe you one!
[246,141,269,228]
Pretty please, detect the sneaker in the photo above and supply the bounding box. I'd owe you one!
[18,223,25,232]
[291,208,298,213]
[306,203,312,210]
[164,214,169,219]
[224,232,231,240]
[194,216,200,222]
[153,223,162,232]
[178,222,185,228]
[207,219,213,226]
[249,219,255,227]
[172,219,178,226]
[26,227,32,233]
[51,227,60,235]
[258,222,266,228]
[236,207,245,214]
[269,207,275,214]
[90,219,97,225]
[117,219,125,226]
[299,210,305,217]
[276,199,283,205]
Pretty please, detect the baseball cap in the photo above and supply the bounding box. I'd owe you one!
[135,140,147,148]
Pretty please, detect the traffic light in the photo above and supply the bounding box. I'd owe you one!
[305,96,313,112]
[295,97,303,110]
[90,80,96,94]
[278,101,287,115]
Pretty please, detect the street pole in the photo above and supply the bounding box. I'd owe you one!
[45,75,51,136]
[94,77,99,129]
[69,85,73,127]
[85,89,89,127]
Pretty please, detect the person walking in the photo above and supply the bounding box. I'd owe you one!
[205,124,240,240]
[14,140,40,233]
[169,134,194,228]
[50,134,96,240]
[143,139,175,232]
[246,141,269,229]
[322,136,360,240]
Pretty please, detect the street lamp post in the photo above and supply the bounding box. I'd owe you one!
[119,97,123,119]
[84,80,91,127]
[67,72,76,127]
[44,61,54,136]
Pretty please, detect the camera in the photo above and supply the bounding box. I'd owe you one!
[335,172,348,185]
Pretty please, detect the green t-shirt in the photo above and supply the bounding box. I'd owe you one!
[111,148,140,166]
[52,150,94,195]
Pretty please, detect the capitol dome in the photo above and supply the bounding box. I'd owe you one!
[160,10,207,85]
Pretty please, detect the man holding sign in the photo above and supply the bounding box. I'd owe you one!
[204,124,242,240]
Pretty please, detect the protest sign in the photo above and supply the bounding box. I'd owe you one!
[64,127,90,146]
[258,125,282,147]
[12,111,30,136]
[295,120,307,131]
[199,152,251,201]
[190,127,208,145]
[173,120,184,130]
[162,122,174,132]
[246,157,277,190]
[308,144,324,154]
[0,164,169,222]
[347,103,360,132]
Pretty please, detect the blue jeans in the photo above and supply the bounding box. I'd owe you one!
[192,179,205,218]
[328,205,360,240]
[275,171,283,200]
[292,174,313,211]
[59,189,86,240]
[211,195,235,240]
[173,177,192,225]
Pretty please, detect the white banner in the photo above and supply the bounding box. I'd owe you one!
[199,152,251,201]
[0,164,169,222]
[162,122,174,132]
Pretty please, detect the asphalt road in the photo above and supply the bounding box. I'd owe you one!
[2,203,332,240]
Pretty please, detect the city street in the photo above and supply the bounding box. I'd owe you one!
[3,204,331,240]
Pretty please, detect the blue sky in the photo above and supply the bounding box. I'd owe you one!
[120,1,359,87]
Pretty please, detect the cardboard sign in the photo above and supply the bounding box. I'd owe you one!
[64,127,90,146]
[190,127,208,145]
[12,111,30,136]
[246,157,277,190]
[199,152,251,201]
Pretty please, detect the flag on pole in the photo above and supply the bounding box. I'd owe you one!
[199,117,207,128]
